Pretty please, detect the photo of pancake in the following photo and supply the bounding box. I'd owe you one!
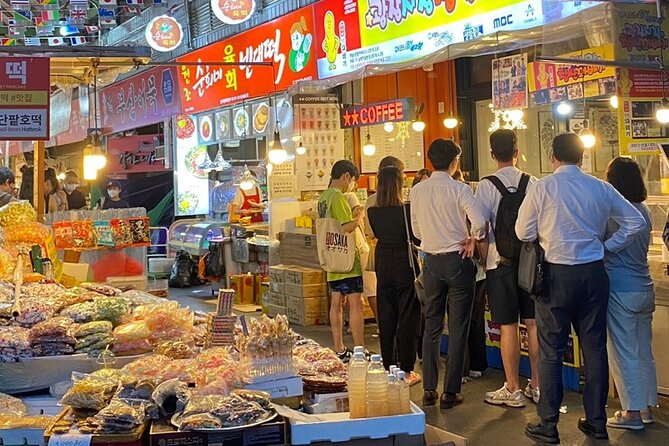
[253,102,270,134]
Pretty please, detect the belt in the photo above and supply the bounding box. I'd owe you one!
[498,256,516,266]
[426,251,461,257]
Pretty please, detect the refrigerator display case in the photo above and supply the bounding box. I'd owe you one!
[168,219,230,257]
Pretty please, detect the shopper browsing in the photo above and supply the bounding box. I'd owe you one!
[410,139,487,409]
[516,133,645,444]
[98,180,130,209]
[318,160,366,362]
[63,170,87,210]
[604,157,657,431]
[476,129,540,407]
[367,166,421,385]
[0,167,18,206]
[44,167,67,213]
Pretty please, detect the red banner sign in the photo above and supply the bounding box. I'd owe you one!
[0,57,50,141]
[106,134,167,174]
[340,98,415,129]
[177,7,318,114]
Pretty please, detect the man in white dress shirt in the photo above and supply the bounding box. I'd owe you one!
[516,133,645,444]
[411,139,487,409]
[476,129,540,408]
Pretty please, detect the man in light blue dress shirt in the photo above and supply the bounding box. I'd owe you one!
[515,133,645,444]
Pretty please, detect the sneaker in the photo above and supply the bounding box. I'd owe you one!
[485,383,526,407]
[640,408,654,425]
[524,381,540,404]
[607,411,644,431]
[406,372,422,387]
[337,348,352,363]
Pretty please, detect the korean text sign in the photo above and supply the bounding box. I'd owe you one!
[100,66,181,134]
[177,7,318,114]
[0,57,50,140]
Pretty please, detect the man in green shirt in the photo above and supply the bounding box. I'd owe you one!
[318,160,365,362]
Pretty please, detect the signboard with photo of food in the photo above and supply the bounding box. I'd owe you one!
[174,115,210,216]
[232,105,251,139]
[197,114,215,145]
[215,110,231,141]
[252,101,270,136]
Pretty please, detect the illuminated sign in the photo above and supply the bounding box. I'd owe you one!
[340,98,415,129]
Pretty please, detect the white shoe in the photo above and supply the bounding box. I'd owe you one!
[607,411,645,431]
[485,383,526,407]
[524,381,540,404]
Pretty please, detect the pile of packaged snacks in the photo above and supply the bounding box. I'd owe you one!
[28,316,77,356]
[79,283,122,297]
[60,301,98,323]
[94,297,130,327]
[235,314,294,359]
[59,373,119,410]
[175,390,272,431]
[293,339,347,378]
[74,321,113,355]
[112,321,152,356]
[0,201,36,227]
[0,327,32,362]
[0,392,53,429]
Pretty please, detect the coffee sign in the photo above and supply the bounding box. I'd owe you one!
[340,98,415,129]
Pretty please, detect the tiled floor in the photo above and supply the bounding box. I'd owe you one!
[171,286,669,445]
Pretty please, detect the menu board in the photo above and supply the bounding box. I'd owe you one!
[174,114,210,216]
[361,123,425,173]
[294,102,345,191]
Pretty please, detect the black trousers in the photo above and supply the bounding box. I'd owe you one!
[375,247,421,372]
[464,279,488,374]
[422,253,476,393]
[536,261,609,429]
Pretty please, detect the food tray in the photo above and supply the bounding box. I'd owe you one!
[170,410,278,432]
[44,407,149,444]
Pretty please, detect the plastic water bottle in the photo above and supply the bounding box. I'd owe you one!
[389,365,398,376]
[387,374,401,415]
[348,352,368,419]
[353,346,365,354]
[366,354,389,417]
[396,371,411,415]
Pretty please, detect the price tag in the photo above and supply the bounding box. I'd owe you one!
[48,434,93,446]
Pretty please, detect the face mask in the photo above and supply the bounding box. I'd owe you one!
[64,184,77,193]
[107,189,119,199]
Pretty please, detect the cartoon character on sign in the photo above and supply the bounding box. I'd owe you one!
[322,11,340,70]
[289,16,313,73]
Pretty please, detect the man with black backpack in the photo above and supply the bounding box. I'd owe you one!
[475,129,540,408]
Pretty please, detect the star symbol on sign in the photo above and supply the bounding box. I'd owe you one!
[343,111,352,127]
[365,11,374,28]
[351,110,360,125]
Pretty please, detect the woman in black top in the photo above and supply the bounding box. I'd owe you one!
[367,166,421,380]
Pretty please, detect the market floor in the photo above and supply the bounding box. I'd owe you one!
[172,286,669,446]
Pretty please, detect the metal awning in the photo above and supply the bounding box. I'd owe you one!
[0,45,151,87]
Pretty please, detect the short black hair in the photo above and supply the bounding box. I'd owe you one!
[489,129,517,163]
[0,167,15,186]
[428,139,462,170]
[552,133,584,164]
[378,156,404,173]
[606,157,647,203]
[330,160,359,180]
[64,170,79,180]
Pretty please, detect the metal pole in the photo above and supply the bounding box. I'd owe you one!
[33,140,45,219]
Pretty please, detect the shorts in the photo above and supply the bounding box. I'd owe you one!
[329,276,364,295]
[486,264,535,324]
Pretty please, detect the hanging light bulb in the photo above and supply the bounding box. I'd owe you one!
[656,98,669,124]
[238,165,256,191]
[443,116,459,129]
[609,95,619,109]
[57,172,66,181]
[556,102,572,115]
[296,142,307,155]
[82,134,107,181]
[579,121,597,149]
[507,109,524,122]
[267,130,288,164]
[383,122,395,133]
[412,119,426,132]
[362,132,376,156]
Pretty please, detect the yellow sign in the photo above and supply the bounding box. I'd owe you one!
[357,0,526,46]
[612,4,669,64]
[0,91,48,106]
[527,44,615,93]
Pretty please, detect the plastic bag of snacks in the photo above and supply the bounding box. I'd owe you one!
[59,372,118,410]
[112,321,152,356]
[0,201,36,227]
[53,220,74,250]
[94,296,130,326]
[128,217,150,246]
[3,221,51,245]
[122,354,172,381]
[0,393,25,416]
[135,302,193,342]
[91,398,146,433]
[94,221,114,247]
[60,301,98,323]
[16,298,61,327]
[81,282,122,296]
[72,220,96,248]
[122,290,164,308]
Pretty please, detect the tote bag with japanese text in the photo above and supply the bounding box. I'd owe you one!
[316,198,356,273]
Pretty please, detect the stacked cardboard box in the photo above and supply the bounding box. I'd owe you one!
[284,266,329,326]
[267,265,288,317]
[229,273,265,305]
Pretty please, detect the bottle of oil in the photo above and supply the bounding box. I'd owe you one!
[396,370,411,414]
[347,351,367,419]
[366,354,388,417]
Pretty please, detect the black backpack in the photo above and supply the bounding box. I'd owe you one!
[483,173,530,261]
